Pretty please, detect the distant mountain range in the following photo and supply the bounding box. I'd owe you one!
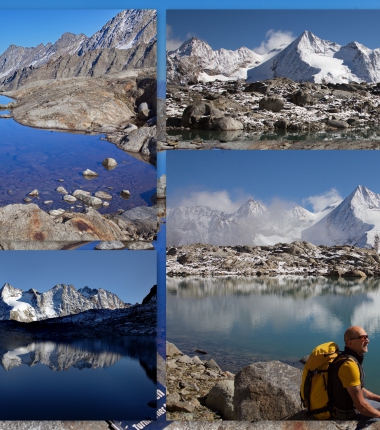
[167,185,380,250]
[167,31,380,84]
[0,283,129,322]
[0,9,156,88]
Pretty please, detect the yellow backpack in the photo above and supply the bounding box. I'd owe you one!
[300,341,343,420]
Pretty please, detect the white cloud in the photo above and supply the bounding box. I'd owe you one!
[166,25,185,51]
[176,190,254,214]
[303,188,343,213]
[253,29,295,57]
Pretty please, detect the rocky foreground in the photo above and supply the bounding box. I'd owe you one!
[166,342,379,428]
[166,242,380,277]
[165,77,380,149]
[1,70,157,165]
[0,203,157,249]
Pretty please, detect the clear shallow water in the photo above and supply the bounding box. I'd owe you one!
[167,276,380,392]
[0,95,11,114]
[0,117,156,214]
[0,335,156,420]
[167,127,380,142]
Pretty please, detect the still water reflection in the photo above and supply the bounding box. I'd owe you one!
[167,127,380,142]
[167,276,380,391]
[0,335,156,420]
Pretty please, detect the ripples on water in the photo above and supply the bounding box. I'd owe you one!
[0,105,156,214]
[167,276,380,391]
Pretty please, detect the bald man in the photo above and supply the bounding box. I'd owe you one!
[328,326,380,420]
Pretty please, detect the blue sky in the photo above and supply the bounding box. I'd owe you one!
[167,10,380,52]
[0,251,156,303]
[0,10,125,54]
[3,2,380,82]
[167,151,380,214]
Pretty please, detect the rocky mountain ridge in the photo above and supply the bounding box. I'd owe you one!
[0,9,156,87]
[168,185,380,249]
[168,30,380,86]
[248,30,380,84]
[0,282,128,322]
[167,37,262,85]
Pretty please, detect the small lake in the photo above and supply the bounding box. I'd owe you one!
[167,127,380,142]
[167,276,380,392]
[0,95,156,214]
[0,335,156,420]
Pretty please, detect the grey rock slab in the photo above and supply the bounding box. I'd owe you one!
[94,241,125,250]
[205,380,236,420]
[259,97,285,112]
[72,190,91,197]
[63,195,77,203]
[234,361,302,421]
[205,359,221,371]
[75,193,102,206]
[177,354,193,364]
[0,203,126,241]
[213,117,244,131]
[167,341,184,357]
[119,126,156,152]
[125,242,154,250]
[95,191,112,200]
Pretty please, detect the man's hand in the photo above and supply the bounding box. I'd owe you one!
[347,385,380,418]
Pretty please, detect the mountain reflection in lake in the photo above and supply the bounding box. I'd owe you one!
[0,116,156,214]
[0,335,156,420]
[167,127,380,142]
[167,276,380,392]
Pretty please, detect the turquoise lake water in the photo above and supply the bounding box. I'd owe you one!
[167,276,380,392]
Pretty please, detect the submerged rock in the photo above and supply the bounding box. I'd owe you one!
[83,169,99,177]
[102,158,118,168]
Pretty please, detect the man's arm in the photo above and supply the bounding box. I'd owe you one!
[347,385,380,417]
[363,387,380,402]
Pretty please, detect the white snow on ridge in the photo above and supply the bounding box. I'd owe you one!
[168,185,380,250]
[247,30,380,84]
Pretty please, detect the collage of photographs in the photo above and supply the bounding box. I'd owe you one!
[2,2,380,430]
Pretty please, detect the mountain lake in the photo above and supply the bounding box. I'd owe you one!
[0,95,156,214]
[167,276,380,393]
[0,335,156,420]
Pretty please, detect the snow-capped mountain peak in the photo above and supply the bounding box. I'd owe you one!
[248,30,380,84]
[0,283,128,323]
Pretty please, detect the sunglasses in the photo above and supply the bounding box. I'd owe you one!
[349,335,369,341]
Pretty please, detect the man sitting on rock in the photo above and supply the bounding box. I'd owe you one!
[329,326,380,420]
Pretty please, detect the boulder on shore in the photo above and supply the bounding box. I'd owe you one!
[234,361,302,421]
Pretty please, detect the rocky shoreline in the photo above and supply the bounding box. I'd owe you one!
[166,242,380,277]
[0,71,157,165]
[165,77,380,149]
[166,342,377,428]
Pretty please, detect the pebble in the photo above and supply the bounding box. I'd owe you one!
[63,195,77,203]
[28,189,39,196]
